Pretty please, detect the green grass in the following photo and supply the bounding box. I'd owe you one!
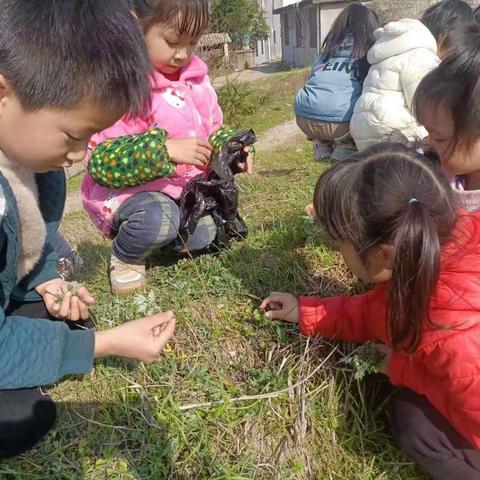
[3,137,426,479]
[217,69,309,135]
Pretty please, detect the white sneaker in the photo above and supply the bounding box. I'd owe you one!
[109,253,146,296]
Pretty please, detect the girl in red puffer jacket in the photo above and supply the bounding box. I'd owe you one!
[261,143,480,480]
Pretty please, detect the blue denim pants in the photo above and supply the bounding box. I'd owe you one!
[111,192,217,263]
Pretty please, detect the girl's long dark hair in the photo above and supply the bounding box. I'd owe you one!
[314,144,457,352]
[322,3,379,61]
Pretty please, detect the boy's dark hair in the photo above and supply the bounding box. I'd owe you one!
[421,0,473,42]
[131,0,209,39]
[0,0,152,115]
[322,3,379,80]
[413,23,480,153]
[314,143,457,353]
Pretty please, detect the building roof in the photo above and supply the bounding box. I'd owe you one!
[273,0,351,14]
[198,33,232,47]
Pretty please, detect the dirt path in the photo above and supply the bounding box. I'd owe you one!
[64,189,82,216]
[212,61,285,88]
[255,118,303,152]
[64,118,305,216]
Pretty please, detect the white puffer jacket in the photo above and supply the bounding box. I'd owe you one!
[350,19,439,151]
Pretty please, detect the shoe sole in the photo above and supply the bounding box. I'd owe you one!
[111,280,147,296]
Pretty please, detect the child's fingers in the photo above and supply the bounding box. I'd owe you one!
[197,139,212,150]
[194,152,210,165]
[152,323,167,337]
[197,145,212,160]
[247,153,254,174]
[260,293,284,311]
[77,287,95,305]
[48,297,61,315]
[58,292,72,319]
[154,318,176,350]
[78,300,90,321]
[260,299,283,312]
[264,309,288,320]
[259,298,272,311]
[190,157,207,168]
[69,295,80,322]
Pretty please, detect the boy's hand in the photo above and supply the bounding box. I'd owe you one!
[236,147,254,175]
[94,311,176,362]
[166,138,211,168]
[260,292,299,323]
[36,278,95,321]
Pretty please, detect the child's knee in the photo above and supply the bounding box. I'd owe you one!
[119,193,180,246]
[185,215,217,251]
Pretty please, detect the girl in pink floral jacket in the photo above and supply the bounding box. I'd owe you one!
[82,0,245,295]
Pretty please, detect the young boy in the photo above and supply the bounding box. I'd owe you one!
[0,0,175,457]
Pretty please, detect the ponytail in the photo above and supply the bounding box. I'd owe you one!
[389,200,442,352]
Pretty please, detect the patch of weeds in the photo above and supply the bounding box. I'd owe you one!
[217,69,309,134]
[342,342,384,381]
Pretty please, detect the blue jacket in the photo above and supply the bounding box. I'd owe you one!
[0,170,94,389]
[294,38,365,123]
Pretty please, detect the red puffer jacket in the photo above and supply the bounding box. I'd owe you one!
[299,212,480,448]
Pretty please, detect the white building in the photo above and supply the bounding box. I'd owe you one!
[254,0,283,65]
[274,0,360,67]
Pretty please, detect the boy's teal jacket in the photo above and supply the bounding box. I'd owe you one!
[0,170,94,389]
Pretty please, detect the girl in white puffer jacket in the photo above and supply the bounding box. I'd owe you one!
[350,18,439,151]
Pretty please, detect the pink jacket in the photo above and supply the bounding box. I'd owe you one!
[81,56,223,237]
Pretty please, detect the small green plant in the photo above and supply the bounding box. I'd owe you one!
[342,342,385,381]
[217,80,257,126]
[132,290,160,317]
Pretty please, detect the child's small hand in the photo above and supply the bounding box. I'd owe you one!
[36,278,95,321]
[166,138,212,168]
[237,147,254,175]
[94,311,176,362]
[260,292,299,323]
[375,343,392,375]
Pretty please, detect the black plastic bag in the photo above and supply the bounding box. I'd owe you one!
[179,130,257,245]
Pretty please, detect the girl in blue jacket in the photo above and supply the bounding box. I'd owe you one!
[295,4,378,161]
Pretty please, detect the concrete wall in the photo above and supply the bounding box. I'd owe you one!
[255,0,283,65]
[231,49,256,71]
[280,1,350,67]
[281,6,317,67]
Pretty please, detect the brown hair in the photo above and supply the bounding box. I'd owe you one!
[314,143,457,352]
[131,0,209,39]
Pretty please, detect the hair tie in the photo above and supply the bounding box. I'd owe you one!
[409,198,418,205]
